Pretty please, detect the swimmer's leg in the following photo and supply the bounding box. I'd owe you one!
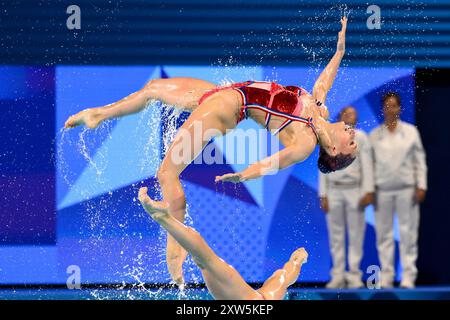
[155,93,241,286]
[138,187,261,300]
[257,248,308,300]
[64,77,216,129]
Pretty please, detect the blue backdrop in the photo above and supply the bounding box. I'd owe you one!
[0,65,415,285]
[1,0,448,67]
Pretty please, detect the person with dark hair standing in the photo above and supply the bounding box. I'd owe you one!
[319,106,374,289]
[370,92,427,289]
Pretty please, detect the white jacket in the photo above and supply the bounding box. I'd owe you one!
[369,121,427,191]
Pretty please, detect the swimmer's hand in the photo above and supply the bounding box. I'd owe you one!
[138,187,169,220]
[215,172,243,184]
[64,108,103,129]
[337,16,347,53]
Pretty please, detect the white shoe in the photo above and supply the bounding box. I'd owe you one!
[400,279,415,289]
[326,278,346,289]
[345,273,365,289]
[380,280,394,289]
[347,279,365,289]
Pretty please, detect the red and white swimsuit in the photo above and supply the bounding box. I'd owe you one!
[198,80,319,138]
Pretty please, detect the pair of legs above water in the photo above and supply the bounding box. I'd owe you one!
[65,77,244,285]
[138,187,308,300]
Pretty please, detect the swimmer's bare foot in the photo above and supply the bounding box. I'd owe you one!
[290,248,308,266]
[64,108,104,129]
[138,187,169,221]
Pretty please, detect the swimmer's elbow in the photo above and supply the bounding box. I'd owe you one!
[312,83,327,102]
[281,148,306,169]
[320,106,330,120]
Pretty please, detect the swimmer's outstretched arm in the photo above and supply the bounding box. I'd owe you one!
[312,16,347,108]
[215,142,315,183]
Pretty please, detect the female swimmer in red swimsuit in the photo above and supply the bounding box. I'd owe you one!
[65,17,355,286]
[138,186,308,300]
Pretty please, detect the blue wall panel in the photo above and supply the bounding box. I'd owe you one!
[0,1,449,66]
[0,65,414,285]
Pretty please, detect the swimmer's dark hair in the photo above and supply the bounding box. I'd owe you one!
[382,92,401,106]
[318,147,356,174]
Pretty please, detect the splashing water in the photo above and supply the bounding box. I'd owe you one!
[53,4,421,299]
[57,98,205,299]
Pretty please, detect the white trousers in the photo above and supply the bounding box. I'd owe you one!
[326,186,366,282]
[375,187,420,283]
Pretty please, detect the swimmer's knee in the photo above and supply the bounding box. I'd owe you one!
[143,79,153,94]
[143,79,161,99]
[167,251,184,265]
[156,167,165,182]
[272,269,287,280]
[157,167,179,185]
[167,253,181,261]
[275,269,287,276]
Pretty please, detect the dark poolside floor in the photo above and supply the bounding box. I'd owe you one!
[1,286,450,300]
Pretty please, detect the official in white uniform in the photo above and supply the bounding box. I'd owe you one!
[370,92,427,289]
[319,106,375,289]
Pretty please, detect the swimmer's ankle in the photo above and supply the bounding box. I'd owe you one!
[92,107,107,124]
[150,210,169,222]
[81,108,104,129]
[168,264,185,288]
[174,277,185,289]
[290,248,308,266]
[138,187,170,220]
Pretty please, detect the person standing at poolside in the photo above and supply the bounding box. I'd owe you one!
[319,106,374,289]
[370,92,427,289]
